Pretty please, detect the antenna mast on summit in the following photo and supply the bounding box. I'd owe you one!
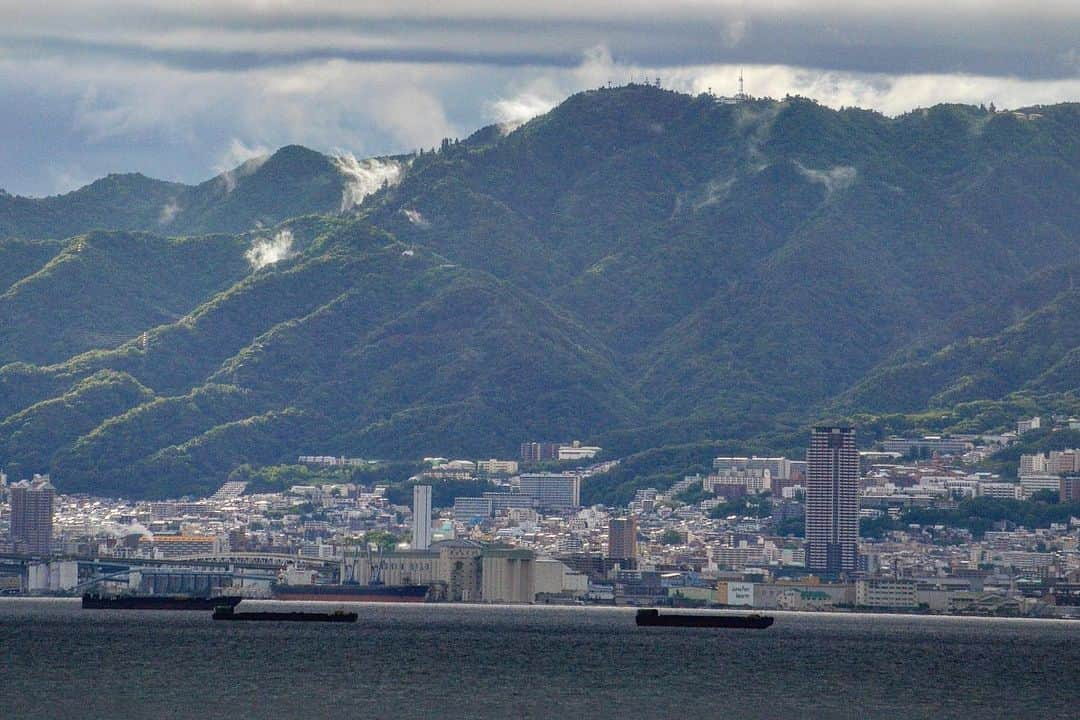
[737,69,746,101]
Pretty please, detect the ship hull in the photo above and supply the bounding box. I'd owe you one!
[213,607,357,622]
[636,609,774,629]
[271,584,430,603]
[82,594,243,611]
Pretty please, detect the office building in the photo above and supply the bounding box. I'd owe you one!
[805,427,859,574]
[607,517,638,560]
[519,473,581,510]
[10,475,55,557]
[413,485,432,550]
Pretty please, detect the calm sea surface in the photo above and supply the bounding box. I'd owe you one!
[3,599,1078,719]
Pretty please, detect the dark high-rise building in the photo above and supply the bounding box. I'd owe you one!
[520,442,561,463]
[805,427,859,574]
[608,517,638,561]
[10,475,56,557]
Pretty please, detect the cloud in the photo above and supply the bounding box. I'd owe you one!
[158,199,181,225]
[795,162,857,196]
[214,139,270,193]
[245,229,296,270]
[0,3,1077,196]
[333,153,407,211]
[487,93,560,132]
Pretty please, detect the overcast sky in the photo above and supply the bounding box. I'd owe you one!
[2,1,1078,196]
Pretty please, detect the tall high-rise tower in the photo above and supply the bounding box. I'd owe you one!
[805,427,859,574]
[607,517,638,561]
[412,485,432,550]
[10,475,55,557]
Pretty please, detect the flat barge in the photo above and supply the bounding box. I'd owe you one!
[271,583,429,603]
[636,609,774,629]
[82,594,243,611]
[213,606,357,622]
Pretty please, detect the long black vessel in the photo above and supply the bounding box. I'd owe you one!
[270,582,430,603]
[82,594,243,611]
[212,606,358,622]
[636,609,774,629]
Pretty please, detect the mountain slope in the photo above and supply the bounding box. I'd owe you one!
[1,88,1079,496]
[3,221,635,496]
[0,146,408,241]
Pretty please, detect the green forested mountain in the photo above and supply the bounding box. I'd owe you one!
[0,145,391,240]
[1,86,1078,497]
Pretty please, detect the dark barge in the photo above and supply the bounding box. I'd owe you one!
[212,606,358,622]
[636,609,774,629]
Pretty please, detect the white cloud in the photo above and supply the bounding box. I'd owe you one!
[245,228,296,270]
[214,138,270,193]
[333,153,407,211]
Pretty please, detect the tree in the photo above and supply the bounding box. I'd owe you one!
[660,529,683,545]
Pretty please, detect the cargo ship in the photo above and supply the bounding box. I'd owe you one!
[636,609,774,629]
[272,547,431,602]
[270,582,430,603]
[82,594,244,611]
[213,605,357,622]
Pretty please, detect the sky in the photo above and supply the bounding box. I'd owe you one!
[1,1,1078,196]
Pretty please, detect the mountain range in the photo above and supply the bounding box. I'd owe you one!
[1,85,1078,497]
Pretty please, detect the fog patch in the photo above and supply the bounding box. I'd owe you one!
[694,177,736,210]
[736,102,784,168]
[795,162,857,196]
[215,139,269,194]
[487,92,558,134]
[158,199,180,225]
[245,228,296,270]
[402,208,430,228]
[334,153,406,211]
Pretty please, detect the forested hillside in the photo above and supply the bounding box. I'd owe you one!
[1,86,1078,497]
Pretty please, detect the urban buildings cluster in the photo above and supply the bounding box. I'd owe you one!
[1,417,1078,616]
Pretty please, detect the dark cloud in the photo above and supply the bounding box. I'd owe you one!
[0,2,1076,196]
[4,12,1077,78]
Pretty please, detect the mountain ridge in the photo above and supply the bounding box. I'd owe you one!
[1,87,1078,496]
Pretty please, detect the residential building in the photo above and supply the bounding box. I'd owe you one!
[476,459,519,475]
[453,497,494,522]
[1060,476,1080,504]
[1017,417,1041,435]
[1019,474,1061,498]
[558,443,602,461]
[1049,450,1080,474]
[1019,453,1049,475]
[978,481,1022,500]
[881,437,971,456]
[519,473,581,510]
[705,468,772,495]
[805,426,860,574]
[520,442,561,463]
[607,517,638,561]
[10,476,56,557]
[412,485,432,550]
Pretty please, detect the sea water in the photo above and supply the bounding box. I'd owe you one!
[3,599,1078,719]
